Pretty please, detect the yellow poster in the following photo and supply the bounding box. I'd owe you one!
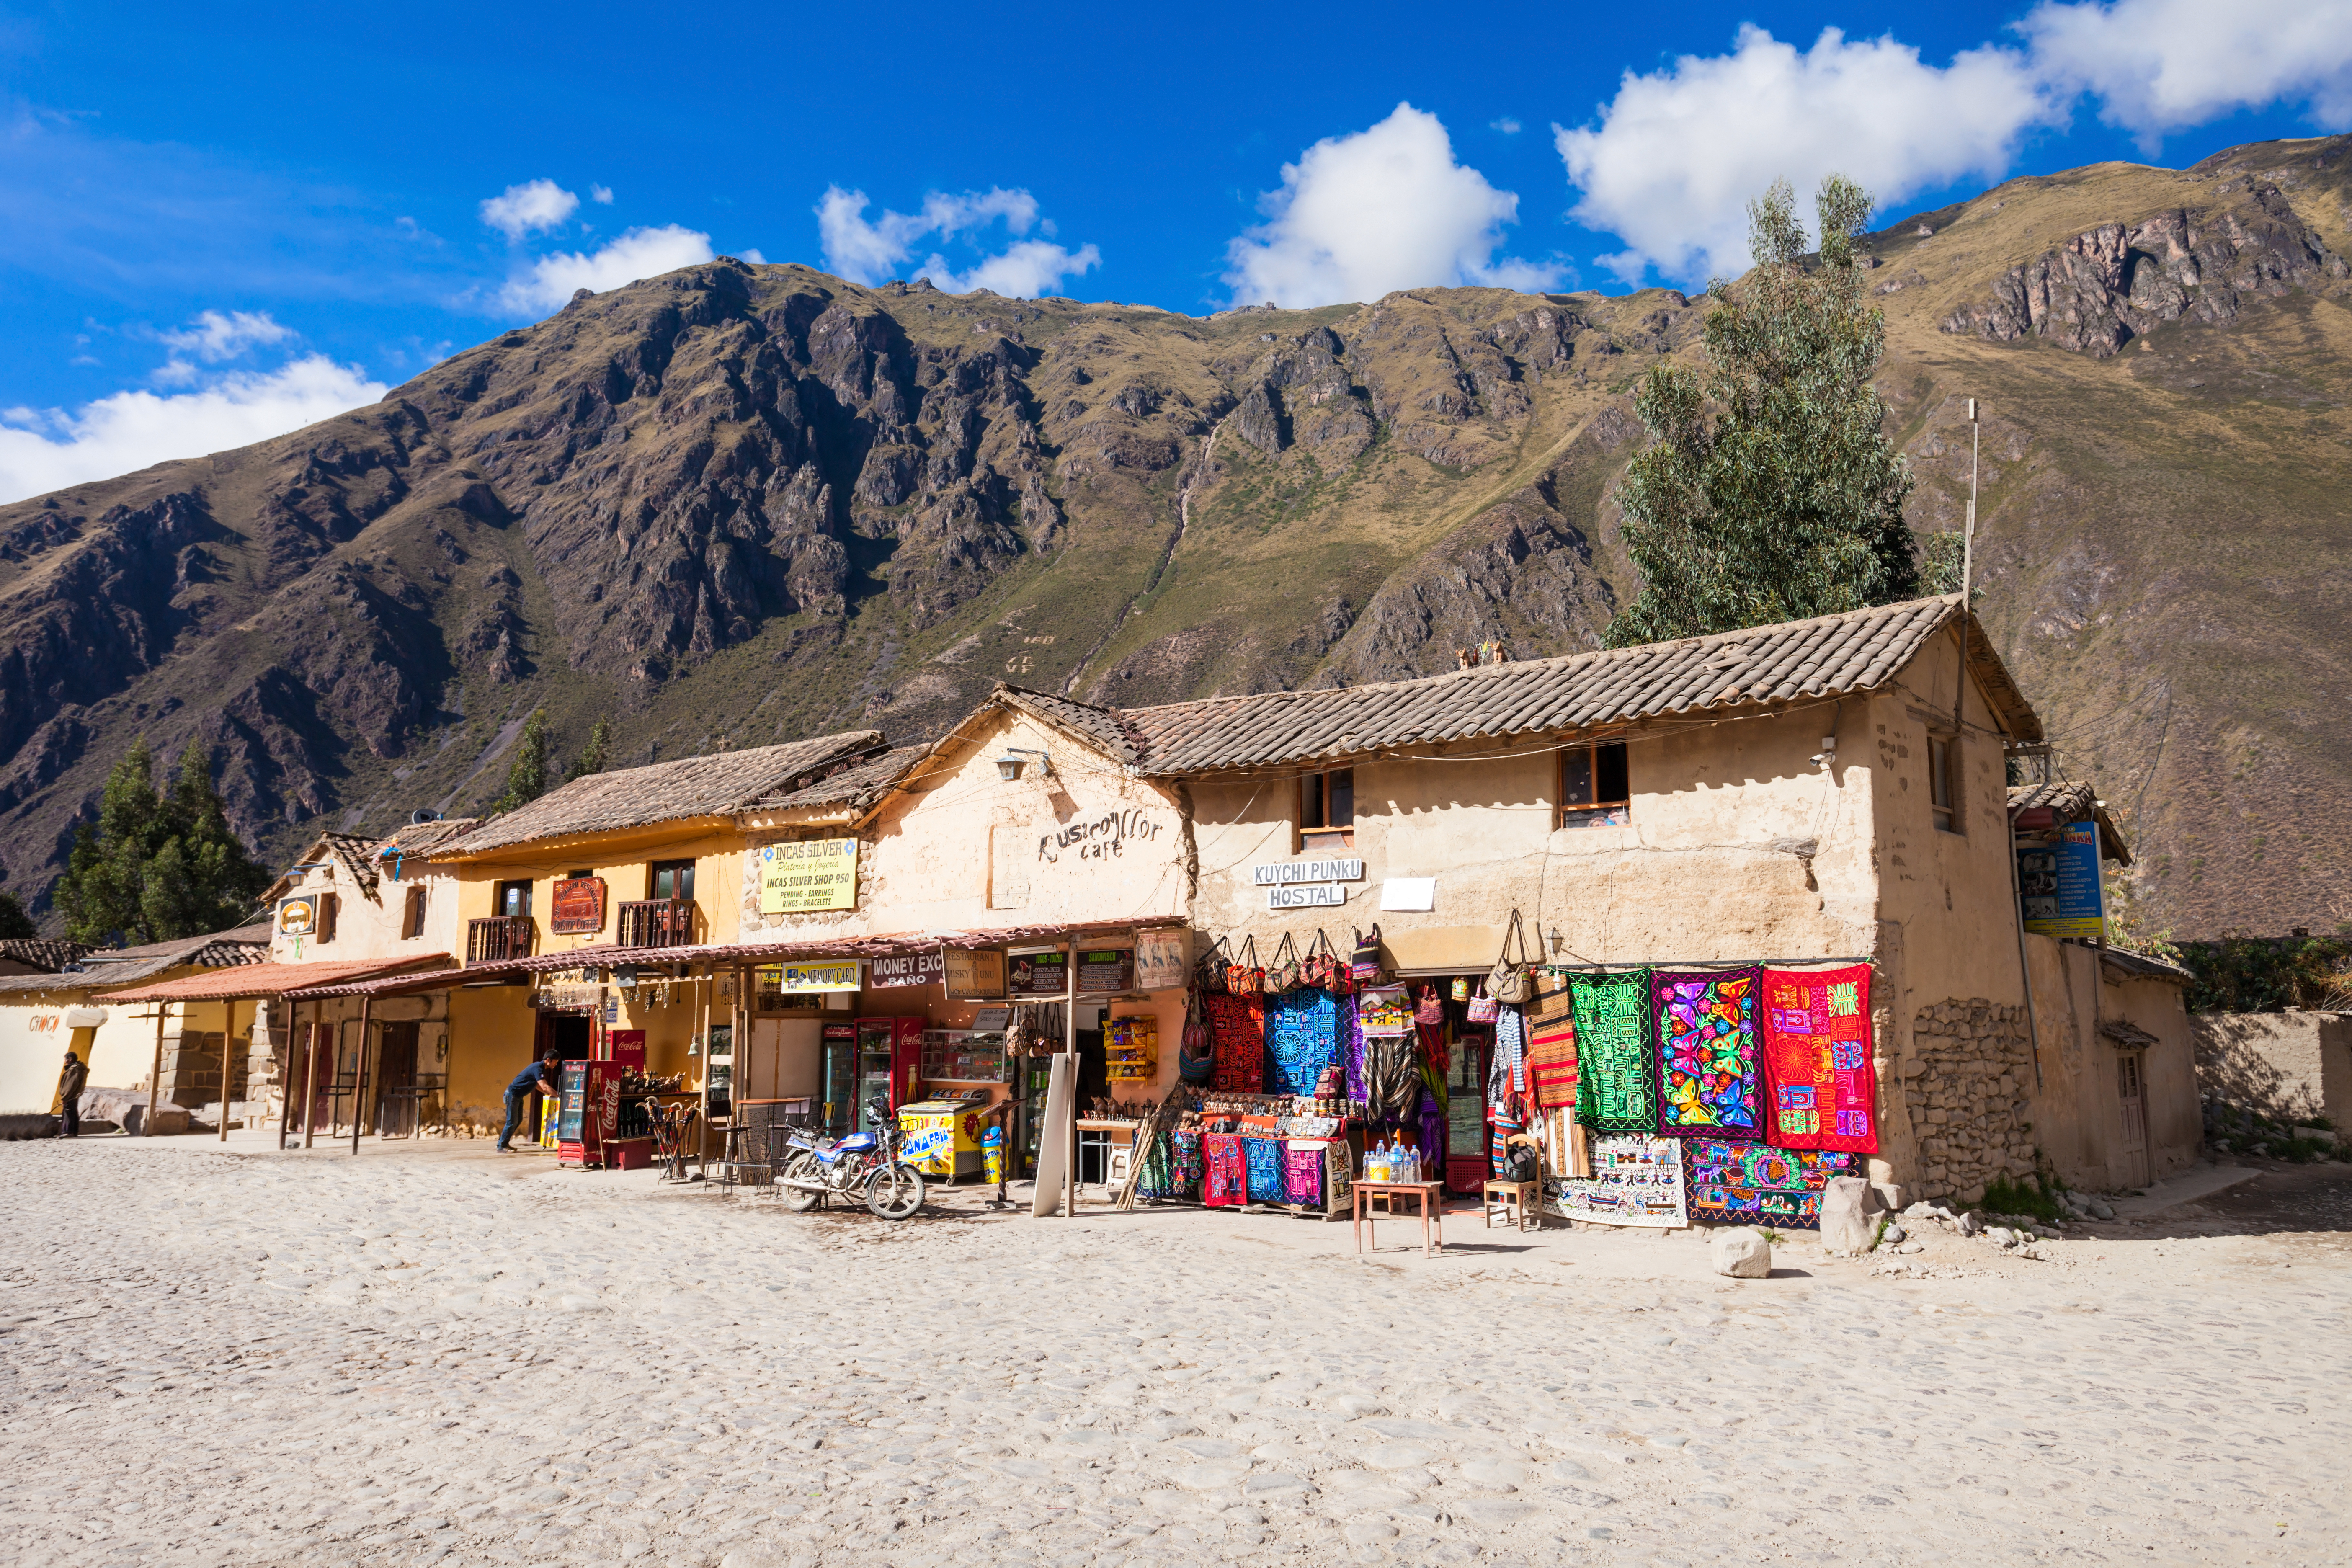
[758,838,860,914]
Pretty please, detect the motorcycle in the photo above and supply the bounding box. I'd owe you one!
[776,1096,927,1220]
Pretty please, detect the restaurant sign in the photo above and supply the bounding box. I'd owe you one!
[758,838,860,915]
[943,948,1008,998]
[276,895,318,937]
[868,949,947,990]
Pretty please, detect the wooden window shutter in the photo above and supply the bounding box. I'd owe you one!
[317,891,339,943]
[402,885,427,939]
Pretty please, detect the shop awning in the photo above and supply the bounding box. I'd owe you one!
[495,916,1187,974]
[283,960,534,1001]
[99,955,455,1003]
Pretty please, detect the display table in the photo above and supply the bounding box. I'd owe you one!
[1352,1179,1446,1257]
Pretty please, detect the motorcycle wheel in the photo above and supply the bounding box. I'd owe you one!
[864,1162,926,1220]
[778,1152,825,1212]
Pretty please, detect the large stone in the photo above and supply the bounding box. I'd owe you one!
[1709,1228,1772,1278]
[1818,1177,1878,1256]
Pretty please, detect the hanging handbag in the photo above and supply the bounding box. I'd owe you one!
[1466,981,1498,1024]
[1350,923,1386,983]
[1413,985,1445,1025]
[1309,929,1354,996]
[1487,908,1535,1006]
[1179,995,1215,1084]
[1450,976,1470,1003]
[1226,935,1264,996]
[1195,936,1230,996]
[1266,932,1302,996]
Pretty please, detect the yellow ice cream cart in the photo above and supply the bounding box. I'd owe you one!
[897,1093,990,1182]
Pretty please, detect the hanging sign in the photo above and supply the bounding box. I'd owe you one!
[1253,858,1365,885]
[944,949,1007,998]
[869,949,947,990]
[1134,928,1189,991]
[767,960,862,993]
[549,877,607,934]
[606,1029,647,1070]
[1008,949,1070,996]
[758,838,861,914]
[1075,949,1134,994]
[2018,820,2104,940]
[276,896,319,938]
[1269,884,1347,910]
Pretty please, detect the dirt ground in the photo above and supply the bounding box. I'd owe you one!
[2,1134,2347,1568]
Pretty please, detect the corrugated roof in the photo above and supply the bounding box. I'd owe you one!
[1116,595,2035,774]
[435,731,883,855]
[100,955,453,1003]
[753,745,930,812]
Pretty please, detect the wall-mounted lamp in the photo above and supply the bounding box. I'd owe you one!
[995,747,1054,781]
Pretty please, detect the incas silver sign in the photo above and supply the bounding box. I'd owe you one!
[1252,859,1365,886]
[1268,883,1348,909]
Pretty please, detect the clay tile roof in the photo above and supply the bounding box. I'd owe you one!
[2008,779,2130,865]
[995,686,1143,765]
[317,832,383,896]
[0,938,92,972]
[756,745,929,811]
[435,731,884,854]
[376,816,479,857]
[1119,595,2028,774]
[0,922,272,995]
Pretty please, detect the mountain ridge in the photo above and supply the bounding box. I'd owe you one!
[5,133,2350,937]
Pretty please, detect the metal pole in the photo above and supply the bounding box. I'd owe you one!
[1063,941,1077,1219]
[351,993,374,1156]
[220,997,236,1142]
[144,1003,167,1137]
[302,1002,324,1150]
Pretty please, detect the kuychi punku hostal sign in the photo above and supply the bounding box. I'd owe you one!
[1254,857,1363,910]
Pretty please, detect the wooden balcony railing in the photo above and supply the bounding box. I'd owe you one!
[616,898,697,950]
[466,915,537,965]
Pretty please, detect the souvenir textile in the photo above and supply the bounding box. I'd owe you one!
[1525,1013,1578,1112]
[1225,936,1264,996]
[1758,963,1880,1153]
[1652,967,1765,1139]
[1243,1136,1286,1203]
[1178,996,1215,1085]
[1488,1103,1522,1178]
[1170,1125,1205,1198]
[1202,1132,1248,1207]
[1264,988,1344,1098]
[1416,1019,1452,1078]
[1342,992,1366,1103]
[1495,1005,1527,1095]
[1465,982,1498,1024]
[1283,1141,1325,1206]
[1570,970,1655,1132]
[1547,1133,1688,1227]
[1357,986,1414,1036]
[1363,1023,1423,1121]
[1351,924,1386,983]
[1266,933,1303,996]
[1204,991,1266,1093]
[1415,985,1445,1025]
[1684,1138,1855,1228]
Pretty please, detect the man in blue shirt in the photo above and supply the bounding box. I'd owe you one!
[498,1050,564,1151]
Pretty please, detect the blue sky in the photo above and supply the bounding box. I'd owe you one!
[3,0,2349,500]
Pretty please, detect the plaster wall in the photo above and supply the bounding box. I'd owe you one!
[2192,1012,2352,1129]
[740,710,1188,944]
[446,829,751,959]
[2020,938,2201,1192]
[267,859,462,966]
[0,987,237,1114]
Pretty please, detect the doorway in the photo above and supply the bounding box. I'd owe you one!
[373,1021,420,1136]
[2117,1051,2150,1188]
[536,1012,593,1061]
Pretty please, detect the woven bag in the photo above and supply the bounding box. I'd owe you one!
[1487,908,1534,1006]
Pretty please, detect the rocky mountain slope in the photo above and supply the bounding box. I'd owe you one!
[3,135,2349,937]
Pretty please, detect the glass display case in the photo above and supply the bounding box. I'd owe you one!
[919,1029,1009,1084]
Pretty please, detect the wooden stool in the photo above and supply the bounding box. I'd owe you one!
[1483,1179,1539,1232]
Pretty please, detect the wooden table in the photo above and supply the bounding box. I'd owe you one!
[1352,1179,1446,1257]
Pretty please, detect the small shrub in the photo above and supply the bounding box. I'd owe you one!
[1981,1174,2064,1223]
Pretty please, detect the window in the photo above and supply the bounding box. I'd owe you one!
[315,891,339,943]
[648,859,697,902]
[1558,741,1630,828]
[1929,735,1961,834]
[400,885,428,940]
[497,879,533,918]
[1300,769,1354,845]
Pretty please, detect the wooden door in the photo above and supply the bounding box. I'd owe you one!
[2117,1052,2150,1187]
[374,1023,419,1136]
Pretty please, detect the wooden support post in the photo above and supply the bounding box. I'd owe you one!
[144,1003,168,1137]
[220,997,237,1142]
[278,998,295,1151]
[1063,939,1077,1219]
[302,1002,324,1150]
[351,993,375,1156]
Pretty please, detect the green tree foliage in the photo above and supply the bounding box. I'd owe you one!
[492,709,550,814]
[51,738,271,946]
[565,716,611,783]
[1607,175,1919,647]
[1920,531,1967,596]
[0,890,37,939]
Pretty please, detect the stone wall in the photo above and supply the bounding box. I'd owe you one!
[1906,998,2037,1204]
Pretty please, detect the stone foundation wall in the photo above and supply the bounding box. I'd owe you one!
[1906,998,2037,1204]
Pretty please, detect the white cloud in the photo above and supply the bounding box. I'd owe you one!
[496,224,717,315]
[1557,26,2048,283]
[2020,0,2352,140]
[1224,103,1563,308]
[480,179,581,241]
[0,356,386,505]
[738,248,767,264]
[815,184,1096,296]
[1491,117,1523,134]
[589,184,615,204]
[158,309,295,361]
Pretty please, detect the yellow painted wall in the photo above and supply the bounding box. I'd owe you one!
[446,983,542,1129]
[0,986,232,1109]
[446,828,750,959]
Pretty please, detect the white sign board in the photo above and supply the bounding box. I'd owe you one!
[1254,858,1365,886]
[1134,928,1189,990]
[1379,877,1436,912]
[1269,883,1347,909]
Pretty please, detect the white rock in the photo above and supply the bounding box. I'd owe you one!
[1818,1177,1878,1256]
[1709,1228,1773,1278]
[1957,1210,1984,1237]
[1986,1226,2018,1248]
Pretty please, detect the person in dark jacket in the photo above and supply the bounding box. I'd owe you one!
[497,1050,563,1151]
[57,1049,88,1138]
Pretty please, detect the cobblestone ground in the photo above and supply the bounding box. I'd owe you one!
[3,1137,2348,1568]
